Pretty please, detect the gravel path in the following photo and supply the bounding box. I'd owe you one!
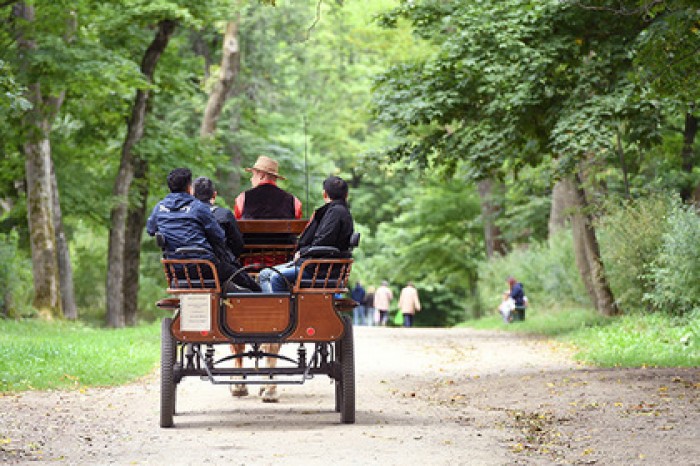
[1,326,698,465]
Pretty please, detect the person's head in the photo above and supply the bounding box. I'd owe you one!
[381,280,389,287]
[322,176,349,202]
[246,155,285,187]
[507,276,517,288]
[407,281,414,287]
[167,168,192,193]
[193,176,216,203]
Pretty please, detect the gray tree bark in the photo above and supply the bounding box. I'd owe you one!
[200,19,240,137]
[679,109,698,203]
[569,172,620,316]
[51,158,77,319]
[106,20,177,327]
[15,3,64,318]
[477,178,507,258]
[548,179,571,239]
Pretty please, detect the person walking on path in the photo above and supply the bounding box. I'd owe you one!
[398,282,421,328]
[364,286,375,326]
[351,282,366,326]
[374,281,393,326]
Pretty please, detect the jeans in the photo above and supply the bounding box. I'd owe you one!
[258,262,300,293]
[353,305,366,325]
[364,307,375,326]
[403,313,414,327]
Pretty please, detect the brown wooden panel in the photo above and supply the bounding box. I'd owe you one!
[237,219,308,234]
[286,293,344,342]
[224,296,291,334]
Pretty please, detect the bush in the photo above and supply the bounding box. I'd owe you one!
[643,203,700,317]
[597,194,674,313]
[0,231,34,318]
[477,230,588,313]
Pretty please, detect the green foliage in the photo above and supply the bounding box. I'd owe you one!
[643,203,700,317]
[597,193,675,313]
[634,1,700,103]
[357,175,484,326]
[70,221,108,312]
[0,231,35,318]
[477,230,588,313]
[0,319,160,392]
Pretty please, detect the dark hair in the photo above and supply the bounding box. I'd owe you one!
[323,176,348,201]
[193,176,215,202]
[167,168,192,193]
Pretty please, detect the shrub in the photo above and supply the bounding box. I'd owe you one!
[643,203,700,317]
[597,194,674,313]
[0,231,34,318]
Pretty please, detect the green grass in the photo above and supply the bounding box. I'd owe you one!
[460,308,700,367]
[0,319,161,392]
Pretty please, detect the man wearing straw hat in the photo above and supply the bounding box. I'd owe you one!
[234,155,302,220]
[230,155,302,403]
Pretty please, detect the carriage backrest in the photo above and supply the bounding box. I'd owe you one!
[237,219,308,272]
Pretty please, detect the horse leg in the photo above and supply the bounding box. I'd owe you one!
[229,343,248,396]
[260,343,280,403]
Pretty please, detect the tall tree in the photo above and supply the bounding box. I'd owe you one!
[12,2,75,318]
[106,19,177,327]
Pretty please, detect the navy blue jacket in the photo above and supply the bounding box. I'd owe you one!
[510,282,525,307]
[146,192,224,260]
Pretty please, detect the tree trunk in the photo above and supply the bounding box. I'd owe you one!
[106,20,177,328]
[477,178,507,258]
[548,179,571,238]
[570,172,620,316]
[680,110,698,203]
[200,19,240,137]
[51,158,77,319]
[15,3,64,319]
[200,18,242,201]
[123,158,149,326]
[566,176,597,307]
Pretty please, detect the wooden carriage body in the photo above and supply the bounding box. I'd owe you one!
[157,219,357,428]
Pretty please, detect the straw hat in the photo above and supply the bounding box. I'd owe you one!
[245,155,285,180]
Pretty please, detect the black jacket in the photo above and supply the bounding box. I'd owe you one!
[211,205,244,259]
[297,199,354,257]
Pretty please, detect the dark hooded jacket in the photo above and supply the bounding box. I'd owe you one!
[146,192,224,260]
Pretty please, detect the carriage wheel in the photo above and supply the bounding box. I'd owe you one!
[334,339,342,413]
[339,315,355,424]
[160,317,176,428]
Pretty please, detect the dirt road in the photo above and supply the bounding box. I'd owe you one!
[1,326,698,465]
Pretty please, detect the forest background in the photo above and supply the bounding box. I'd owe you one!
[0,0,699,356]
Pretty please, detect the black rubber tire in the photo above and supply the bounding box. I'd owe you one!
[334,340,342,413]
[339,315,355,424]
[160,317,176,428]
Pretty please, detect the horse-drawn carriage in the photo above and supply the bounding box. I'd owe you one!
[156,219,357,427]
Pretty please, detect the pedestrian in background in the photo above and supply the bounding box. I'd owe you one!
[364,286,375,326]
[374,280,393,326]
[351,282,366,326]
[507,276,528,322]
[398,282,421,327]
